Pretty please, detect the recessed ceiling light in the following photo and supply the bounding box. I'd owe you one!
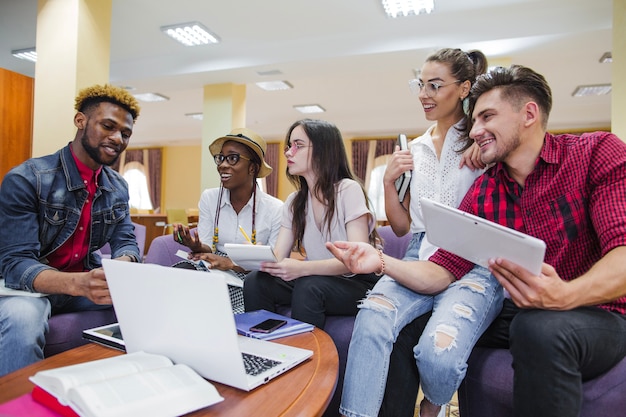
[599,52,612,64]
[255,81,293,91]
[382,0,434,18]
[133,93,170,102]
[185,112,203,120]
[572,84,612,97]
[257,69,283,76]
[160,22,219,46]
[294,104,325,114]
[11,47,37,62]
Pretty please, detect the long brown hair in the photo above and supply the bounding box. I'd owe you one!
[285,119,378,253]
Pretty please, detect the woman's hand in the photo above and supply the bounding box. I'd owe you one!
[459,142,485,170]
[260,258,305,282]
[173,224,203,252]
[383,145,413,187]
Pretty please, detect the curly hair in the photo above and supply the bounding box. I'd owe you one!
[74,84,141,121]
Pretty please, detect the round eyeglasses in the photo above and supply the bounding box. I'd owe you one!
[214,153,251,166]
[408,79,462,97]
[283,143,312,155]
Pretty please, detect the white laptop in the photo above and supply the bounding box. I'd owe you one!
[101,259,313,391]
[420,198,546,275]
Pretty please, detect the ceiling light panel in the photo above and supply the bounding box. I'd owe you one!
[133,93,170,102]
[294,104,325,114]
[599,52,612,63]
[255,81,293,91]
[161,22,219,46]
[185,112,203,120]
[12,47,37,62]
[571,84,612,97]
[382,0,434,18]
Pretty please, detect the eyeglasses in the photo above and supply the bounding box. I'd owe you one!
[284,143,312,155]
[213,153,251,166]
[408,79,462,97]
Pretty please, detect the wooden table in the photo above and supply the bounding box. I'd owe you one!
[0,329,338,417]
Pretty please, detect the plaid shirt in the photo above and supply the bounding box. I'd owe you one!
[430,131,626,314]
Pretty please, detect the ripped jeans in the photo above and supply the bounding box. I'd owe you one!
[339,265,503,417]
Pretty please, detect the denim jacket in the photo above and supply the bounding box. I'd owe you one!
[0,144,140,292]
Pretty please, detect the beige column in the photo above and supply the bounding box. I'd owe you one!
[612,0,625,140]
[200,83,247,192]
[32,0,112,157]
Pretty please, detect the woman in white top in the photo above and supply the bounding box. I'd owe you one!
[243,119,378,329]
[339,49,504,417]
[173,128,283,313]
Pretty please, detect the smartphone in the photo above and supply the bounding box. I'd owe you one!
[249,318,288,334]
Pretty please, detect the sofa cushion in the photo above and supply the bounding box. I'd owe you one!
[44,308,117,357]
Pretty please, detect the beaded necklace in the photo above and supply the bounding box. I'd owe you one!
[212,183,257,252]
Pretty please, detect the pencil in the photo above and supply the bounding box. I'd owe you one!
[238,225,252,243]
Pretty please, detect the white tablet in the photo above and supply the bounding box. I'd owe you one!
[420,198,546,275]
[223,243,278,271]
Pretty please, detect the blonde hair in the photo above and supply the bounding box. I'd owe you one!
[74,84,141,121]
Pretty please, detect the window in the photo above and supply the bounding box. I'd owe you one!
[366,155,392,222]
[122,162,153,211]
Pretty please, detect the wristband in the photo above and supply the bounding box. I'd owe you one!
[375,249,385,276]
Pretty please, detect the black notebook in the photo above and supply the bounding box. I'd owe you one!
[395,133,411,203]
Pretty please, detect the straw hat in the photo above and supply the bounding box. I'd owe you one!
[208,128,273,178]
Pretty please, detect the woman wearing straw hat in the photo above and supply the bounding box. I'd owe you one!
[173,128,283,313]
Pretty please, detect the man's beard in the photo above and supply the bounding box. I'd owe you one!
[80,130,119,166]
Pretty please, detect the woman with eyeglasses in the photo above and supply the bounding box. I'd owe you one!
[172,128,283,313]
[243,119,379,330]
[338,48,505,417]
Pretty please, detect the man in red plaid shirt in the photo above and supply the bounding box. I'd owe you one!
[328,65,626,417]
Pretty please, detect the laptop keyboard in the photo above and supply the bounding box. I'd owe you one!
[242,352,282,376]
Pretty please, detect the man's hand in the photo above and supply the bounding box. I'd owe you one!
[488,258,568,310]
[325,241,380,274]
[81,268,112,305]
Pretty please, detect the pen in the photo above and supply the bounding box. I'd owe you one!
[176,230,183,243]
[239,225,252,243]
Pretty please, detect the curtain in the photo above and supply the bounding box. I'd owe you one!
[351,138,395,183]
[265,143,279,197]
[351,140,370,183]
[113,148,163,213]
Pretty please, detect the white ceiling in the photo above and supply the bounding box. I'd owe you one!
[0,0,614,147]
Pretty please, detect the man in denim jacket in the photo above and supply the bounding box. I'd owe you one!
[0,84,142,376]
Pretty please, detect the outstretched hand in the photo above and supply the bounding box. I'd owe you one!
[325,241,380,274]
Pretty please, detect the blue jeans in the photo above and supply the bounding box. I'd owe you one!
[340,264,503,417]
[0,295,110,376]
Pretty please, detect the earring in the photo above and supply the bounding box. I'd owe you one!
[462,97,470,116]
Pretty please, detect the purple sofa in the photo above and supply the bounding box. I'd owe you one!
[143,225,411,417]
[459,347,626,416]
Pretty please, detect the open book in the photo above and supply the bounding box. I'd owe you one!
[0,279,47,297]
[174,250,243,287]
[235,310,314,341]
[29,351,223,417]
[395,133,411,203]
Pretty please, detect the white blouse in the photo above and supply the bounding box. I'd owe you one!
[197,186,283,253]
[408,122,484,259]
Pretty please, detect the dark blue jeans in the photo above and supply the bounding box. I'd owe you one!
[506,303,626,416]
